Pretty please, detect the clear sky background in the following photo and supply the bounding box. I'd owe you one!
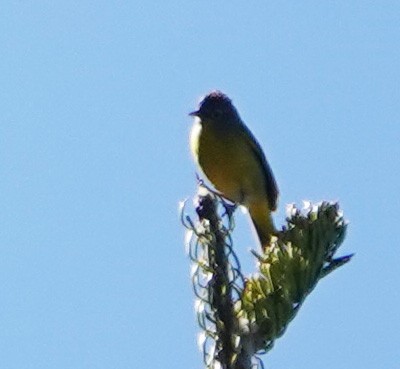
[1,1,399,368]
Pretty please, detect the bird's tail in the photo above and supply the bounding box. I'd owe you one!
[248,201,276,250]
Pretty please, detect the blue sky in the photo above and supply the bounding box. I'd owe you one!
[1,1,399,368]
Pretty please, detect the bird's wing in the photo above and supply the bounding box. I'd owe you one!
[239,122,279,211]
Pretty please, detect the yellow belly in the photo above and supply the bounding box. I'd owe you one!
[190,120,266,205]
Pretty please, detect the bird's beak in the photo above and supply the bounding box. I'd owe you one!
[189,110,200,117]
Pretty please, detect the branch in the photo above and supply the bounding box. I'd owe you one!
[182,187,352,369]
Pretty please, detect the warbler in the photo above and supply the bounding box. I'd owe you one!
[189,91,278,247]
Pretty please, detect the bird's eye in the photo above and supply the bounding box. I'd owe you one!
[212,109,223,119]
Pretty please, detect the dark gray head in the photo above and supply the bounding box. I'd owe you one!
[189,91,240,122]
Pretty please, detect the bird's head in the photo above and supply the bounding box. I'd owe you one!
[189,91,239,122]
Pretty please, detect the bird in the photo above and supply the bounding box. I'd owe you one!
[189,90,279,248]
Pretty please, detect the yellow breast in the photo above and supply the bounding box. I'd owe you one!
[190,119,265,204]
